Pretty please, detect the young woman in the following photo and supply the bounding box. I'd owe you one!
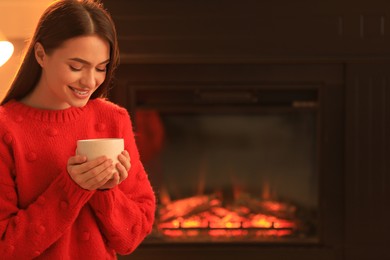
[0,0,155,259]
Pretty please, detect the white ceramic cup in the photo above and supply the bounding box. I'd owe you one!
[76,138,124,168]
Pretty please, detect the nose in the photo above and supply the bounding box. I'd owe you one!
[80,70,97,89]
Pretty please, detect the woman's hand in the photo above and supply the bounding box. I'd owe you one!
[97,150,131,190]
[67,155,115,190]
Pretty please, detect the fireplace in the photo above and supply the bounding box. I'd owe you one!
[134,84,319,244]
[112,63,344,260]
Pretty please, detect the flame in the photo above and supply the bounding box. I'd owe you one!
[157,194,297,240]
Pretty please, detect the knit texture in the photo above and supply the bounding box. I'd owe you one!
[0,98,156,259]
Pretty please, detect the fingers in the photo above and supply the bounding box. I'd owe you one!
[67,155,115,190]
[67,154,87,165]
[68,150,131,191]
[115,162,128,184]
[97,172,120,190]
[83,160,115,184]
[118,150,131,171]
[116,150,130,184]
[84,169,115,190]
[74,156,110,175]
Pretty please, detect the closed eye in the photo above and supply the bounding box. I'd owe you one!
[96,67,107,72]
[69,65,82,72]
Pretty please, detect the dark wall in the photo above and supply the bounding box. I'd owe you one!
[104,0,390,63]
[345,63,390,260]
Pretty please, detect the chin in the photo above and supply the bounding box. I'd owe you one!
[69,99,90,108]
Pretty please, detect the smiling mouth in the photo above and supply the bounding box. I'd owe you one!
[69,86,90,96]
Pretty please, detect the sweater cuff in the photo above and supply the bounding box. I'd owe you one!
[53,171,95,209]
[88,187,118,214]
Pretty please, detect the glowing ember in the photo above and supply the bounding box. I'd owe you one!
[156,192,300,241]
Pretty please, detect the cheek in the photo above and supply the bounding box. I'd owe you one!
[45,70,69,88]
[52,67,77,85]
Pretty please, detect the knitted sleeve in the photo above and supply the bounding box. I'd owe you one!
[0,131,94,258]
[88,108,156,255]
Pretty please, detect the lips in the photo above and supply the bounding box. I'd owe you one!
[69,86,90,97]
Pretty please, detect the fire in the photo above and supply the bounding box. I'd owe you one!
[156,192,298,241]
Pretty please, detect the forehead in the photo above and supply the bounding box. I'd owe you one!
[53,35,110,63]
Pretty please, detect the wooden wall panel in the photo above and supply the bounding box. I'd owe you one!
[103,0,390,63]
[345,63,390,260]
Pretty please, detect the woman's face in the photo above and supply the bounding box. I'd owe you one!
[30,35,110,110]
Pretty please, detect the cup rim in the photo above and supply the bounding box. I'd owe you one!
[77,138,124,143]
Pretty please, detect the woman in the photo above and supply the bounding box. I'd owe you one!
[0,0,155,259]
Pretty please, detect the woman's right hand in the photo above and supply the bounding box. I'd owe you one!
[67,155,115,190]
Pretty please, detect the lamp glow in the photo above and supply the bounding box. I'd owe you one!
[0,41,14,67]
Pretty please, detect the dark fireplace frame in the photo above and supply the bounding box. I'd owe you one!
[112,63,345,260]
[133,82,322,245]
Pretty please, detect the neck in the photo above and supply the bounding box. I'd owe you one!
[20,84,71,110]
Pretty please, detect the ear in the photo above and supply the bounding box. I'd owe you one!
[34,42,46,67]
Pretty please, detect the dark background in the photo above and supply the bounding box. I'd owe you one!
[103,1,390,259]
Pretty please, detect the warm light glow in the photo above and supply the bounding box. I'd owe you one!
[0,41,14,67]
[157,193,298,241]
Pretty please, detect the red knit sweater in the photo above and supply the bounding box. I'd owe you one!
[0,98,156,259]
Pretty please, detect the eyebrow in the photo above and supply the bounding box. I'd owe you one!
[68,57,110,66]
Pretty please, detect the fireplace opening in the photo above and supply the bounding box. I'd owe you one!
[132,84,320,244]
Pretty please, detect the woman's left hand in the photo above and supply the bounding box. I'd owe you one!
[98,150,131,190]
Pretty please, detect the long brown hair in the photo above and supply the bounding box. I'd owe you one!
[1,0,119,105]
